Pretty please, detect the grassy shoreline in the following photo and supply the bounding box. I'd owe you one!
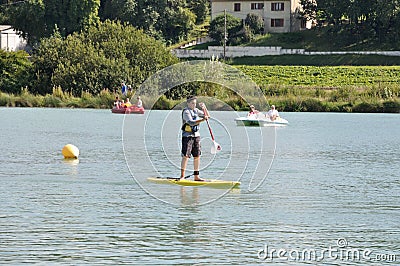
[2,63,400,113]
[1,87,399,113]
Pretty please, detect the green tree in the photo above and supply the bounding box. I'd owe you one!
[0,0,46,43]
[3,0,100,44]
[31,21,178,95]
[245,13,264,34]
[99,0,204,43]
[300,0,400,42]
[187,0,209,24]
[367,0,400,42]
[100,0,164,40]
[299,0,318,24]
[99,0,137,22]
[162,6,196,43]
[209,14,242,45]
[0,50,33,93]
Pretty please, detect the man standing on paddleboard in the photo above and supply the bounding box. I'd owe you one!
[181,96,209,181]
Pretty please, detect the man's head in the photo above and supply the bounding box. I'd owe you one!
[187,95,197,109]
[271,105,275,110]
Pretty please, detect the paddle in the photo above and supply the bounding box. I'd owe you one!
[201,105,221,154]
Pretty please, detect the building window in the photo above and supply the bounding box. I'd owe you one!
[271,3,284,11]
[251,3,264,10]
[271,19,284,27]
[234,3,241,12]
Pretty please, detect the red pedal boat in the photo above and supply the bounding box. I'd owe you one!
[111,105,145,114]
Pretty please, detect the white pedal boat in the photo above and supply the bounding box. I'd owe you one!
[234,116,289,127]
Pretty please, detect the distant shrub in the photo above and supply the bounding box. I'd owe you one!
[98,88,115,108]
[209,14,242,45]
[382,100,400,113]
[245,13,264,34]
[154,95,173,110]
[323,102,341,112]
[352,101,383,113]
[229,25,254,45]
[0,92,12,106]
[31,20,178,96]
[43,94,63,107]
[0,50,33,94]
[52,86,68,99]
[302,98,327,112]
[276,96,304,112]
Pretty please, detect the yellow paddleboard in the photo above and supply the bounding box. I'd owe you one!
[147,177,240,189]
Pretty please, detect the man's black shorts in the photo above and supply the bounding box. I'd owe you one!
[181,136,201,158]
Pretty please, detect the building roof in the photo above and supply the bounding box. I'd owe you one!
[0,25,13,32]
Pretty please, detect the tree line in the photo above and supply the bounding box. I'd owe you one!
[0,21,178,95]
[0,0,209,45]
[300,0,400,43]
[2,0,400,103]
[2,0,400,46]
[0,0,208,96]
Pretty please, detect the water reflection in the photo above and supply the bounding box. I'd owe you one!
[179,187,199,206]
[62,158,79,176]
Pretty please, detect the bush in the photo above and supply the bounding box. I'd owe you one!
[31,20,178,96]
[17,87,42,107]
[209,14,242,45]
[98,89,115,108]
[275,96,304,112]
[0,50,33,94]
[245,13,264,34]
[352,101,383,113]
[382,100,400,113]
[80,90,99,108]
[230,25,254,45]
[323,102,341,112]
[43,94,63,107]
[0,92,12,106]
[302,98,327,112]
[154,95,173,110]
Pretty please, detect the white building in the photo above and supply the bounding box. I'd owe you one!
[210,0,312,33]
[0,25,27,51]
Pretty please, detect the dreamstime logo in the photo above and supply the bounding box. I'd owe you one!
[122,60,277,205]
[257,238,397,262]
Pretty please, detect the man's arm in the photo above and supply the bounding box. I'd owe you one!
[182,109,203,126]
[196,108,205,118]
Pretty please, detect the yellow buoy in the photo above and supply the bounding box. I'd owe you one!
[62,144,79,159]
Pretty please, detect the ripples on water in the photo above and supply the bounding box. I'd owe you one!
[0,108,399,265]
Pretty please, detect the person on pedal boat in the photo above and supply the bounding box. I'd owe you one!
[124,98,132,107]
[136,96,143,108]
[266,105,280,121]
[247,105,260,117]
[180,96,209,181]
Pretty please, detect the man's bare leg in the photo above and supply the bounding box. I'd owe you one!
[193,157,203,181]
[180,156,189,179]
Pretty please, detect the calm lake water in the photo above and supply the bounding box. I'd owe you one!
[0,108,399,265]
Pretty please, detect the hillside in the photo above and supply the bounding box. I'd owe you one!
[186,26,400,52]
[245,28,400,51]
[182,27,400,66]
